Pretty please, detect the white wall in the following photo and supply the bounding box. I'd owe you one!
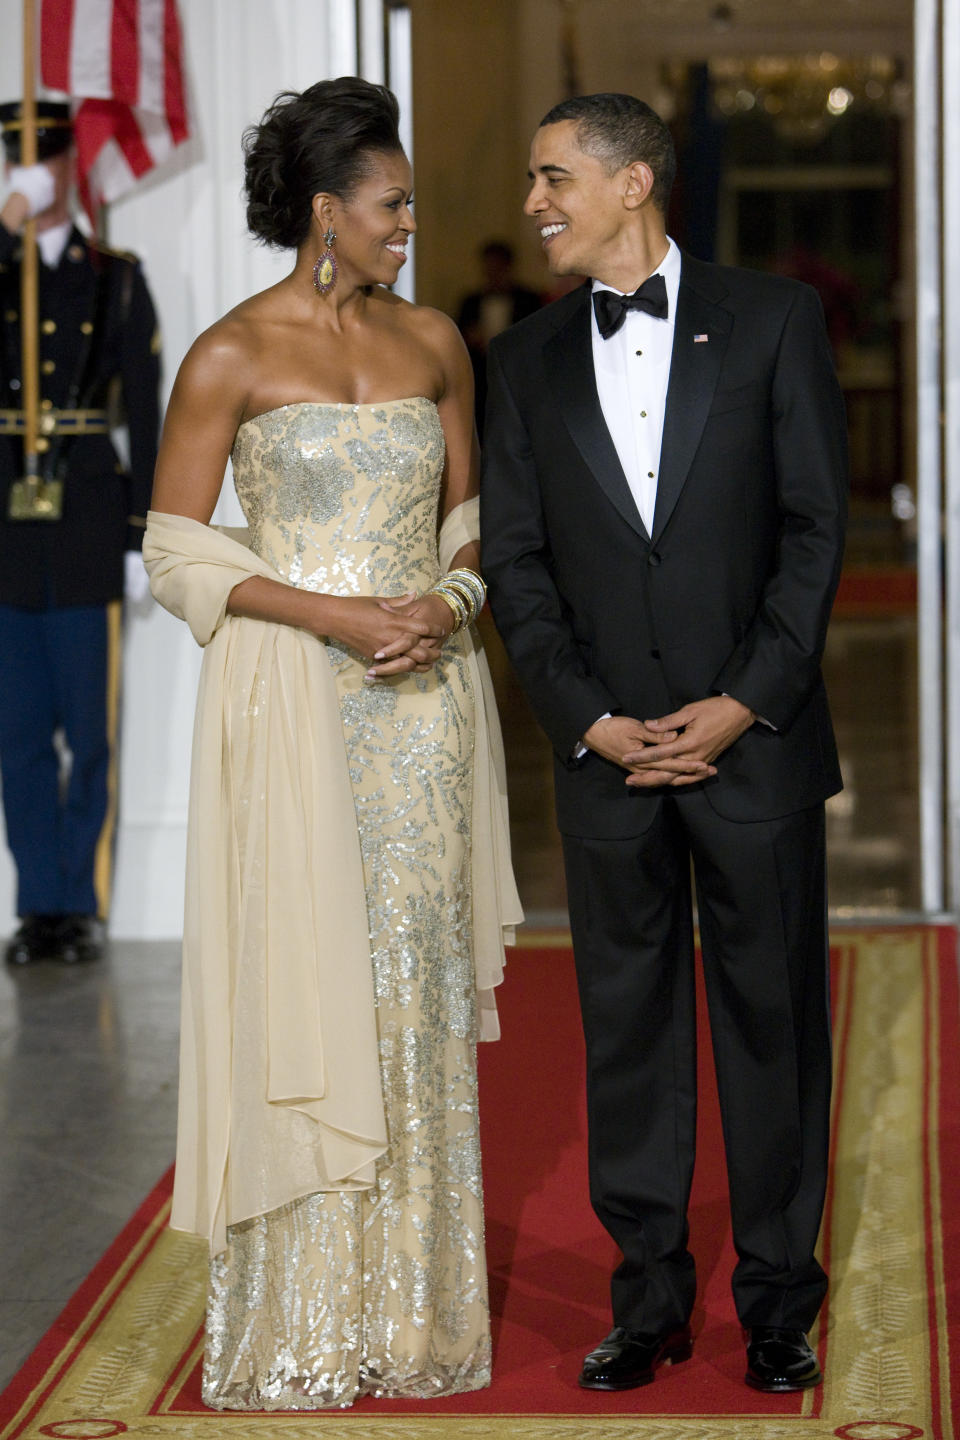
[0,0,361,936]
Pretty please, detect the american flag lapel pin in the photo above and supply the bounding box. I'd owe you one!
[693,333,709,343]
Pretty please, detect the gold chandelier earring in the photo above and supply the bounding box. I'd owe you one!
[313,228,338,296]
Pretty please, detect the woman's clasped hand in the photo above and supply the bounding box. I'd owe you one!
[311,590,451,675]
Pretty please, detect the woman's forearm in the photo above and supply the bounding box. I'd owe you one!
[227,575,336,636]
[227,575,444,662]
[447,541,481,574]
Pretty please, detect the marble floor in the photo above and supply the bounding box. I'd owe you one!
[0,941,181,1389]
[0,606,927,1391]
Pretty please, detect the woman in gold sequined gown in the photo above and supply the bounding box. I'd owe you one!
[145,79,520,1410]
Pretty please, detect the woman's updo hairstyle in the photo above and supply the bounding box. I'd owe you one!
[243,77,403,249]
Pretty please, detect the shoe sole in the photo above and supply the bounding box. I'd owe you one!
[579,1343,693,1391]
[745,1371,822,1392]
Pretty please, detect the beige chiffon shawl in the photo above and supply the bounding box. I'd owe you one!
[144,505,521,1255]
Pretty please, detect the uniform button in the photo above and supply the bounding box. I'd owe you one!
[648,551,662,566]
[41,319,56,334]
[40,413,56,434]
[35,436,50,453]
[4,309,17,322]
[640,410,647,418]
[80,321,94,335]
[41,359,56,375]
[650,648,661,660]
[9,378,20,390]
[40,398,53,410]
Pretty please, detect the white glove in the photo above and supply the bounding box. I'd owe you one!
[7,163,56,218]
[124,550,152,604]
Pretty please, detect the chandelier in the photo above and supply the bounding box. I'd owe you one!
[707,54,902,143]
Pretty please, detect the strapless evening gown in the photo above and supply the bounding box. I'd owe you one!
[201,398,490,1409]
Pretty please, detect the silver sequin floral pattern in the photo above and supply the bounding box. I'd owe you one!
[203,400,488,1410]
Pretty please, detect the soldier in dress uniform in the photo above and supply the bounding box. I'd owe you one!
[0,101,161,965]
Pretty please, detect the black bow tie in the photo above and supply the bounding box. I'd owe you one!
[593,273,669,338]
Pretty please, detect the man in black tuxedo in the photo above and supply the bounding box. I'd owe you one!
[480,94,847,1394]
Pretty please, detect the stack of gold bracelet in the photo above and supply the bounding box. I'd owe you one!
[428,566,487,633]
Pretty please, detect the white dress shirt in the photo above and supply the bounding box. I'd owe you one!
[37,219,72,269]
[577,240,764,751]
[590,236,681,535]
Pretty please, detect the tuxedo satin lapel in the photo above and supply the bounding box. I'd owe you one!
[652,279,732,541]
[543,293,649,541]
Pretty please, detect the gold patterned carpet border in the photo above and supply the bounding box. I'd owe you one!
[1,928,957,1440]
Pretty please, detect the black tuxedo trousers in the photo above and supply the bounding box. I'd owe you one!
[563,792,830,1331]
[481,256,848,1332]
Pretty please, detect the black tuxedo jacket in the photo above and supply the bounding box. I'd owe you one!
[480,252,847,839]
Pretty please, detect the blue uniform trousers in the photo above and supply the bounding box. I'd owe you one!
[0,602,119,918]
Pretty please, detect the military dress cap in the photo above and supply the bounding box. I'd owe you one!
[0,100,73,162]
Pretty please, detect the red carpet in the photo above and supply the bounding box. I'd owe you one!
[157,938,809,1418]
[2,928,958,1440]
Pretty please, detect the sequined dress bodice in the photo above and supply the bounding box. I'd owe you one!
[205,396,488,1411]
[231,397,447,601]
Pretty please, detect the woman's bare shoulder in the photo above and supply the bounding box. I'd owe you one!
[189,299,266,365]
[173,297,278,407]
[378,292,466,363]
[375,289,455,335]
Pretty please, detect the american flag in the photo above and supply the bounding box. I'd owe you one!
[39,0,190,221]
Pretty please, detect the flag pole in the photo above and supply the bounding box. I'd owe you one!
[20,0,40,475]
[9,0,61,520]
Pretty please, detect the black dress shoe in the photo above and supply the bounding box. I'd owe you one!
[4,915,61,966]
[745,1327,821,1392]
[57,915,104,964]
[579,1324,693,1390]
